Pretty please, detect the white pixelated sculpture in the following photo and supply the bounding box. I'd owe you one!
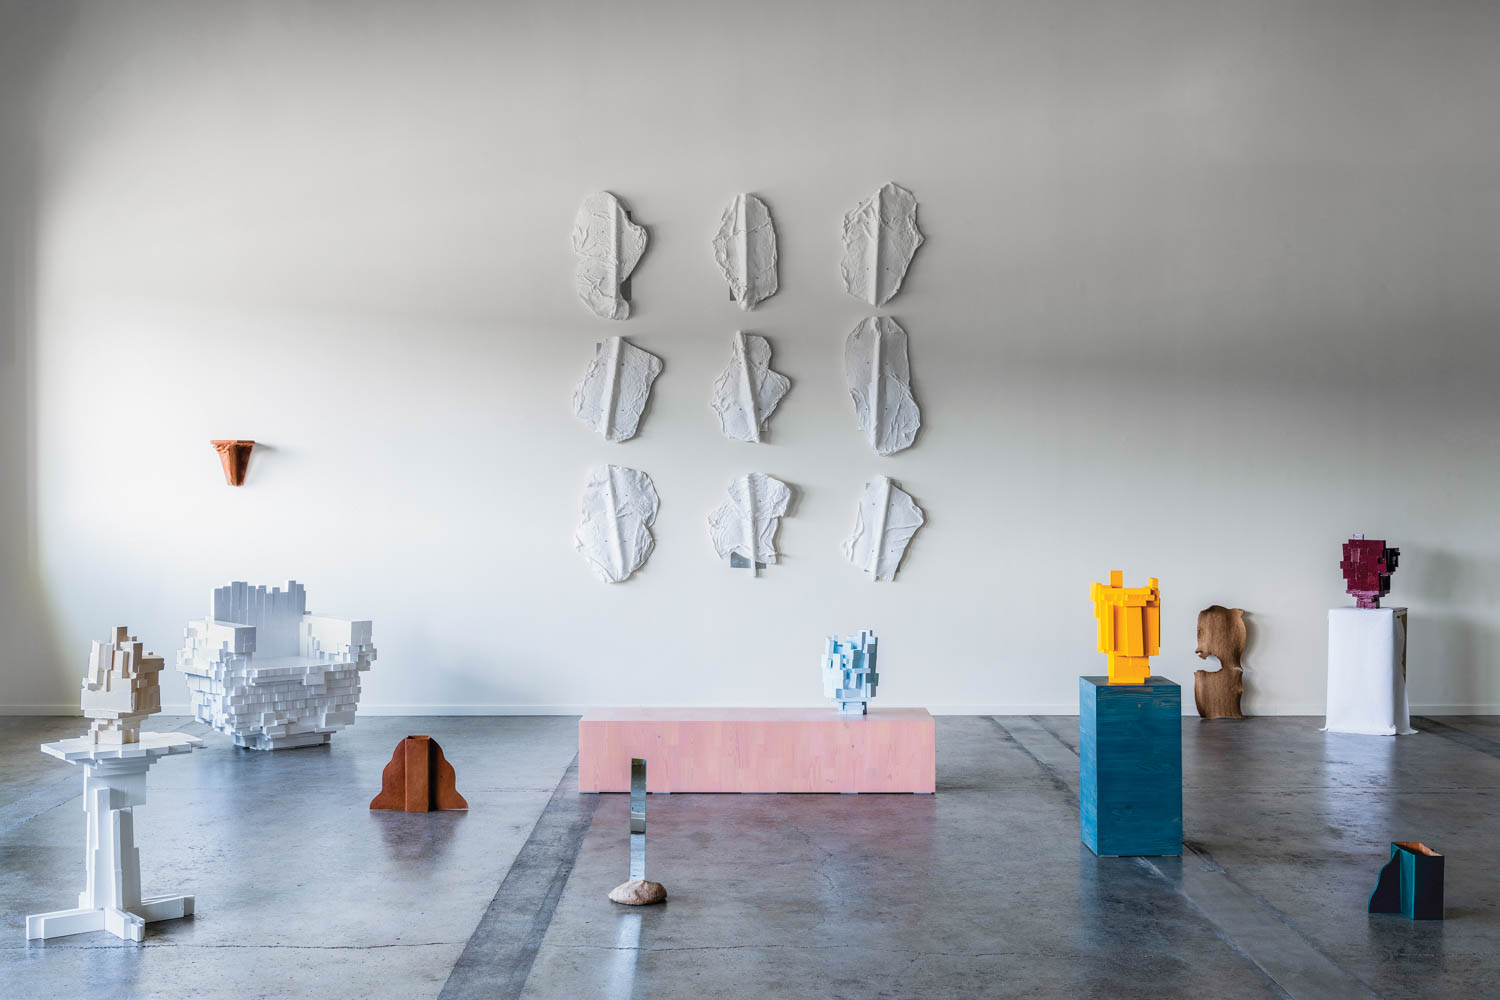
[82,626,165,744]
[178,581,375,750]
[27,626,202,942]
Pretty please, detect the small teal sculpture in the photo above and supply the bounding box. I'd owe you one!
[1369,841,1443,920]
[822,630,878,714]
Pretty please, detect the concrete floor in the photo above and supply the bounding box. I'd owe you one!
[1,715,1496,999]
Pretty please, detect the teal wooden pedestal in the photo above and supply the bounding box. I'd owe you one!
[1079,676,1182,857]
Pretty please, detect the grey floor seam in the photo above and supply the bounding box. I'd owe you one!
[1411,716,1500,759]
[438,755,598,1000]
[991,716,1381,1000]
[985,716,1075,798]
[0,773,80,837]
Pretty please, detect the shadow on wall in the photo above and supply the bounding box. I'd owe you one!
[1402,546,1497,711]
[1239,609,1256,710]
[0,2,80,700]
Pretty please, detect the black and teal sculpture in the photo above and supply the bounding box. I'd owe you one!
[1369,842,1443,920]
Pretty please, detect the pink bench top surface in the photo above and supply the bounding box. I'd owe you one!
[579,707,932,723]
[577,706,935,793]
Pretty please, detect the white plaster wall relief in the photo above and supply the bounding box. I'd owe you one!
[842,476,925,581]
[573,336,664,442]
[840,181,923,306]
[710,331,790,443]
[707,472,792,576]
[844,316,920,456]
[572,191,648,320]
[712,193,778,309]
[574,465,659,583]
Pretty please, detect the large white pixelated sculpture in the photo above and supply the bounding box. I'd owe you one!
[27,627,202,942]
[178,581,375,750]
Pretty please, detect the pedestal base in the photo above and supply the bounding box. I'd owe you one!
[25,732,200,941]
[578,707,936,793]
[1324,607,1413,736]
[26,894,194,942]
[234,730,334,751]
[1079,676,1182,857]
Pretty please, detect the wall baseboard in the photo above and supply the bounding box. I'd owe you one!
[1406,705,1500,717]
[3,703,1497,718]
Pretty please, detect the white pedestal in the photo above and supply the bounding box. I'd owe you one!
[26,732,201,942]
[1323,607,1414,736]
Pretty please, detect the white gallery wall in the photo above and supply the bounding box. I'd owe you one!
[2,0,1498,715]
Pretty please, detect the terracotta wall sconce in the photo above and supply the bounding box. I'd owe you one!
[211,440,255,486]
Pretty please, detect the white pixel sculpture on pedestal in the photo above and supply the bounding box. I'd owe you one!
[178,581,376,750]
[27,626,201,942]
[81,626,165,744]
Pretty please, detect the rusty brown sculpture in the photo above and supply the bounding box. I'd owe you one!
[370,735,469,811]
[1194,605,1246,720]
[211,440,255,486]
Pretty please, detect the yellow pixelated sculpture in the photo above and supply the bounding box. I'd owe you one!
[1090,570,1160,685]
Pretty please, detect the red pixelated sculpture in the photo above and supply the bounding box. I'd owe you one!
[1341,534,1399,609]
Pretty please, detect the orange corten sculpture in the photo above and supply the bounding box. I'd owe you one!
[211,439,255,486]
[369,735,469,812]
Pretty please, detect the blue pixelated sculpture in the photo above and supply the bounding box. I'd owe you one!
[822,630,879,714]
[1079,675,1182,857]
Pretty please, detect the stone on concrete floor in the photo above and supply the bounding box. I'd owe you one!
[608,878,666,905]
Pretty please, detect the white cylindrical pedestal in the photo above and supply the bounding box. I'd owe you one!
[1323,607,1414,736]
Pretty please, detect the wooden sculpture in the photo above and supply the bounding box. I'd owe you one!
[1194,605,1246,720]
[211,439,255,486]
[370,735,468,812]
